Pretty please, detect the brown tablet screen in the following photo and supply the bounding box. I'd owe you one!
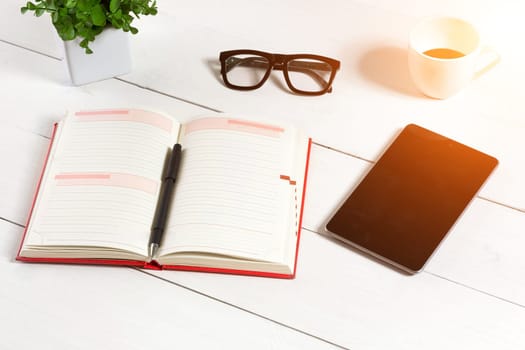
[326,124,498,272]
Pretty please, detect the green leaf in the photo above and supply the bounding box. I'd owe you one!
[56,15,73,37]
[35,8,45,16]
[62,23,76,40]
[20,7,28,14]
[26,2,37,10]
[91,4,106,26]
[109,0,120,13]
[80,39,93,54]
[65,0,76,9]
[93,26,104,35]
[77,0,89,11]
[113,9,122,20]
[46,0,57,10]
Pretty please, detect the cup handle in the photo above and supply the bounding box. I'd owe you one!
[474,46,500,79]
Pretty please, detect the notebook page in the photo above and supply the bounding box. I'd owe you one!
[24,109,179,257]
[159,117,299,263]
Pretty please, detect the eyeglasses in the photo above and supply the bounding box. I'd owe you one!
[219,49,340,96]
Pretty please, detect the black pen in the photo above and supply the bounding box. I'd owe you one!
[149,144,182,261]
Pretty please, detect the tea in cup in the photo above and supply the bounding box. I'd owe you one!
[408,17,499,99]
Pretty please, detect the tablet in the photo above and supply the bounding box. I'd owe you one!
[326,124,498,273]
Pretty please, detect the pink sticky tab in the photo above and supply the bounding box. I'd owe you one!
[74,109,173,133]
[184,117,284,138]
[55,172,158,195]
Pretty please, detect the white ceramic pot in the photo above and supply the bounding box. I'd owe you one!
[62,27,132,86]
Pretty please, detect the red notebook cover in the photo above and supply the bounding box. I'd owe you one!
[16,124,312,279]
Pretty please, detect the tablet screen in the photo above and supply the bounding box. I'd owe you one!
[326,124,498,273]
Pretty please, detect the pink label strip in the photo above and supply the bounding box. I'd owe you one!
[184,118,284,138]
[55,173,158,195]
[74,109,173,133]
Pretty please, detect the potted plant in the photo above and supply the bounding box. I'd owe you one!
[21,0,158,85]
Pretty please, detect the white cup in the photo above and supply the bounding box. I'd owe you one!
[408,17,499,99]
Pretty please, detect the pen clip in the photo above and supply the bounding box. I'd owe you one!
[165,144,182,180]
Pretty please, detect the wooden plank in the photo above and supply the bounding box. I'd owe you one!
[0,0,61,58]
[0,220,338,349]
[0,40,212,138]
[425,198,525,306]
[147,228,525,349]
[0,128,48,226]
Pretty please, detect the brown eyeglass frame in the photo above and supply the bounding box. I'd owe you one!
[219,49,341,96]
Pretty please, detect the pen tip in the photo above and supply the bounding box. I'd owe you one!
[148,243,159,262]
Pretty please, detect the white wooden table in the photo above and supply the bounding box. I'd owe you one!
[1,1,524,349]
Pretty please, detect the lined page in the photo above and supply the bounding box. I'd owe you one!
[159,117,299,262]
[24,109,179,257]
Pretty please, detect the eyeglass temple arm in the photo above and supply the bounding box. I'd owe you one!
[225,57,334,92]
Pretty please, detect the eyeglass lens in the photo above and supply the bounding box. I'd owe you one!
[225,54,270,88]
[224,53,334,93]
[286,58,333,93]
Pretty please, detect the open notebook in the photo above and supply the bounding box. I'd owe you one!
[17,109,311,278]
